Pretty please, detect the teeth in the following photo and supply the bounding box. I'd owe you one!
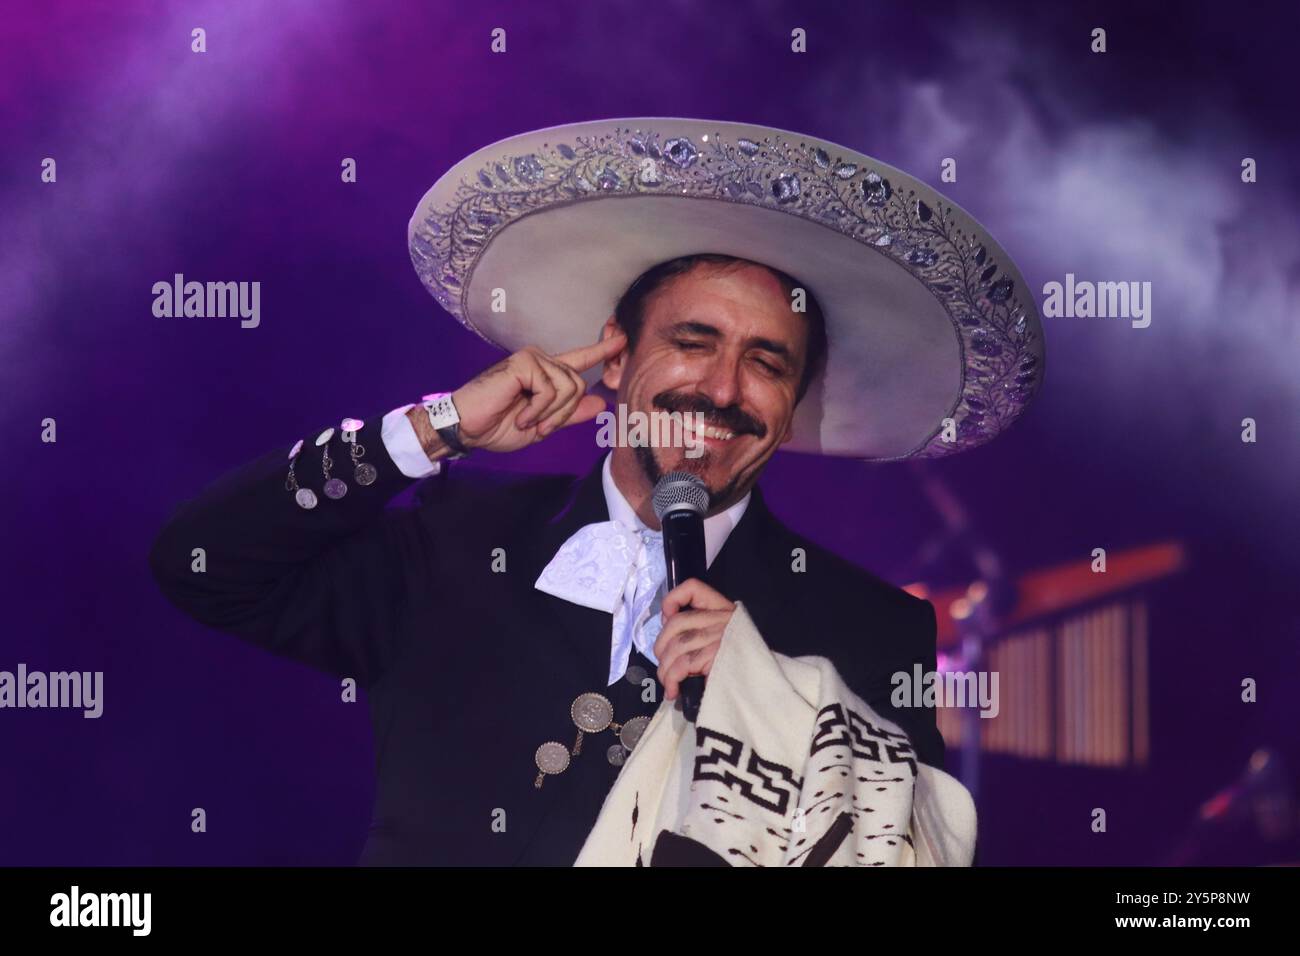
[684,420,734,441]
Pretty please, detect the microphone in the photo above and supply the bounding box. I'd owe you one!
[652,471,711,722]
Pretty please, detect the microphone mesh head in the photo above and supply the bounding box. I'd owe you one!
[652,471,711,520]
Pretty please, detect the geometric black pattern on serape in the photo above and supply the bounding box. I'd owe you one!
[693,726,803,816]
[809,703,917,777]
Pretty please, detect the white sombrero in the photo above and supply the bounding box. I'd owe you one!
[408,117,1044,460]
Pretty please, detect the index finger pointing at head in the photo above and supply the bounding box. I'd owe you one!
[554,330,627,373]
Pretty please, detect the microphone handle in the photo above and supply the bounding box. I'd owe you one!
[660,509,708,722]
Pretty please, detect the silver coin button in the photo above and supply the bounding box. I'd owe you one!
[571,692,614,734]
[535,741,571,775]
[619,715,651,751]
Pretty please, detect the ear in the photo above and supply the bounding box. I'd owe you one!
[599,315,627,391]
[781,419,795,444]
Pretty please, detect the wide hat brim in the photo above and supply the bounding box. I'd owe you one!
[408,117,1044,460]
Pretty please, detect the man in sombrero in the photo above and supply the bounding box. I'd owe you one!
[150,118,1042,866]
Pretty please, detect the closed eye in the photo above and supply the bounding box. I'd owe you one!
[678,340,782,375]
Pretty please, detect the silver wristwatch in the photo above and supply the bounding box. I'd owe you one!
[421,392,470,460]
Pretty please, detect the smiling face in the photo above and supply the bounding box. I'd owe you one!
[600,260,810,525]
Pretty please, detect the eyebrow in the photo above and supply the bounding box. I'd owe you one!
[666,320,794,361]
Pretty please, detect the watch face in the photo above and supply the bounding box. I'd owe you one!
[425,395,459,429]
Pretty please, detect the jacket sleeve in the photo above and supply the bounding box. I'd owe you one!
[905,599,947,770]
[862,597,948,772]
[147,411,441,686]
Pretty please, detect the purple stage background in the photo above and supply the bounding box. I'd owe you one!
[2,0,1297,865]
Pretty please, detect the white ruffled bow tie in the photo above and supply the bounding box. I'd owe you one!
[534,519,667,685]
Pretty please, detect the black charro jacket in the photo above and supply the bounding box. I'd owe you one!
[149,411,945,866]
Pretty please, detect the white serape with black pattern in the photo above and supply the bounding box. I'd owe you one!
[576,601,977,866]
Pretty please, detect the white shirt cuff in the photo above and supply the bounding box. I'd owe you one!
[381,404,443,479]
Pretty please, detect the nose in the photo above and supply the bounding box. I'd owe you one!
[695,351,742,410]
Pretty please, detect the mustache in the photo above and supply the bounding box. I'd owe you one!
[652,392,766,438]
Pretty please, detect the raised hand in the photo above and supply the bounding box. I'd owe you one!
[448,330,626,454]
